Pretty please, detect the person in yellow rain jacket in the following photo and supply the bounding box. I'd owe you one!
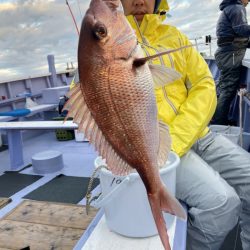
[120,0,250,249]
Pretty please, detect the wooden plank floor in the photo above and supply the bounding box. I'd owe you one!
[0,200,98,250]
[0,198,11,210]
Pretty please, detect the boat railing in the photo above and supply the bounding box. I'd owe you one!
[0,55,75,113]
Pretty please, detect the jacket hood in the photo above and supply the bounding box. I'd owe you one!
[219,0,242,10]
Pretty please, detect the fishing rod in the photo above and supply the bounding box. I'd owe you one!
[65,0,80,36]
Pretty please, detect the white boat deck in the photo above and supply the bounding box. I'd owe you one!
[0,131,99,214]
[82,216,176,250]
[0,131,187,249]
[0,130,92,175]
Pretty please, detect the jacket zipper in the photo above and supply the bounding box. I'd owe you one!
[133,17,178,115]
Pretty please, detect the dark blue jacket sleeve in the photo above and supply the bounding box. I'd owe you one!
[225,5,250,37]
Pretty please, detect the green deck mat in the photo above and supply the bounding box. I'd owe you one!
[24,174,99,204]
[0,172,42,197]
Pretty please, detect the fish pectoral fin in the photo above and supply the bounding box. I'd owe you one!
[150,64,182,86]
[159,186,187,221]
[157,121,171,167]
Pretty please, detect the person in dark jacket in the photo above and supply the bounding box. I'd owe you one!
[212,0,250,125]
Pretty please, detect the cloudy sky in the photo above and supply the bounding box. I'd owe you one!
[0,0,250,82]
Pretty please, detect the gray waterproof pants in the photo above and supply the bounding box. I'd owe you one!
[176,132,250,250]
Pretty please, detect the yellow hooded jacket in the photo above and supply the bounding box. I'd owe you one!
[127,0,217,157]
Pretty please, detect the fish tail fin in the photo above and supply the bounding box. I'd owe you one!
[159,185,186,220]
[148,186,186,250]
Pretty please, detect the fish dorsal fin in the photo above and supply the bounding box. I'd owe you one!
[149,64,182,87]
[157,120,171,168]
[63,84,133,176]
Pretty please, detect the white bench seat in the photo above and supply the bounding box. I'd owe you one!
[0,120,78,130]
[0,121,79,170]
[26,104,58,116]
[0,116,16,122]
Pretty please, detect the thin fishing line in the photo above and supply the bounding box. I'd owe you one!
[76,0,83,18]
[66,0,80,36]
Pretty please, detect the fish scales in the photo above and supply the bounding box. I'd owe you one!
[64,0,187,249]
[86,63,158,170]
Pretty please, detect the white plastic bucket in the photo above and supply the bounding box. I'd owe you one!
[209,125,240,144]
[74,129,85,142]
[93,152,180,238]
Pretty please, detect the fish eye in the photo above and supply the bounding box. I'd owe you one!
[93,22,107,40]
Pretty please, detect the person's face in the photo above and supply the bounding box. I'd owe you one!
[121,0,156,24]
[242,0,249,7]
